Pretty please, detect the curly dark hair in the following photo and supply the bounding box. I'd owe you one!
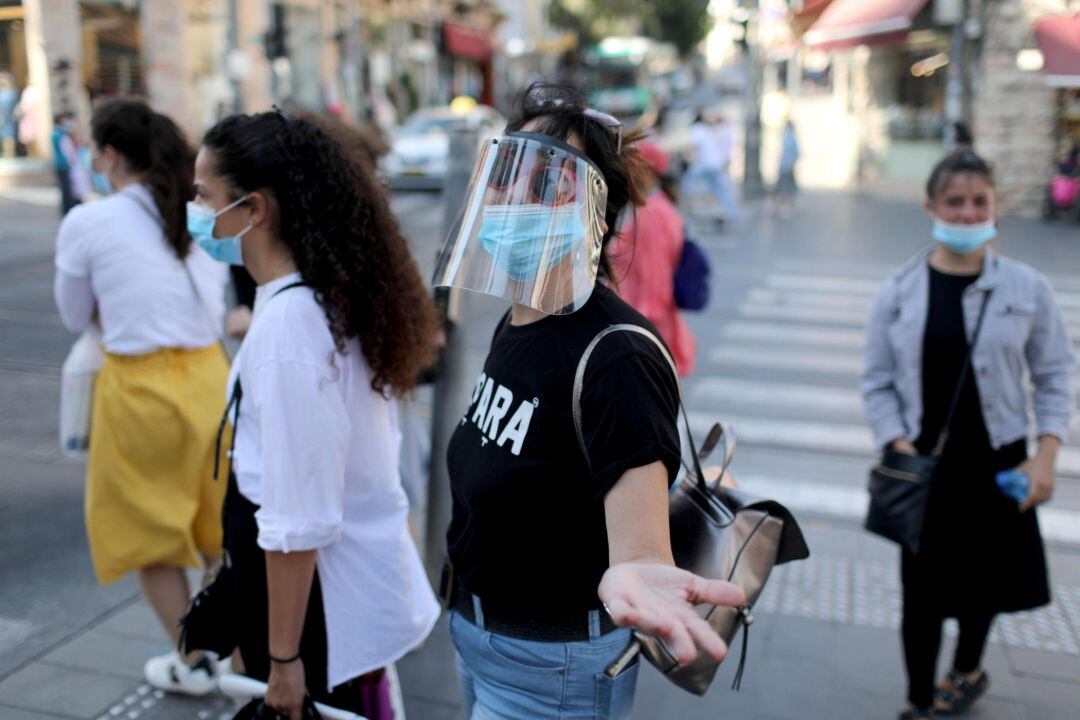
[202,112,437,395]
[91,98,194,258]
[505,82,647,281]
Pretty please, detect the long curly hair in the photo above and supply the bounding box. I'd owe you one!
[202,112,437,395]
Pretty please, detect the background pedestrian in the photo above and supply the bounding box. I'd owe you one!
[773,119,799,219]
[53,98,230,695]
[861,150,1075,720]
[51,112,84,215]
[610,139,697,376]
[195,110,440,720]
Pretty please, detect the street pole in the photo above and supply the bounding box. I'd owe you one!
[226,0,243,113]
[742,15,766,198]
[423,125,479,582]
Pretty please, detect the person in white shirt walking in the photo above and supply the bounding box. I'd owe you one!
[192,110,441,719]
[53,99,230,695]
[682,110,739,223]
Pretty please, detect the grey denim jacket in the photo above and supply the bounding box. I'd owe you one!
[861,247,1076,450]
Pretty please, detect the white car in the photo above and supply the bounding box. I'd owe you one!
[383,106,506,190]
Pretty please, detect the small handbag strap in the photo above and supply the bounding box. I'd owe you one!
[572,323,707,491]
[932,288,994,457]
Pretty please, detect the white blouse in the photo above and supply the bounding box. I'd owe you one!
[227,273,439,690]
[54,184,227,354]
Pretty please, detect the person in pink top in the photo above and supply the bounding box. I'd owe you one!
[611,140,697,376]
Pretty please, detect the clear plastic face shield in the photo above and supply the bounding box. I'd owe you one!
[432,131,610,315]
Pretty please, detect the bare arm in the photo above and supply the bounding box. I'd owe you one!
[264,549,317,720]
[599,461,745,664]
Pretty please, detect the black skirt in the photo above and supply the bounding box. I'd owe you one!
[223,475,381,710]
[903,438,1050,616]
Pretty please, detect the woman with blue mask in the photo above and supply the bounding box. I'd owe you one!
[193,111,440,720]
[861,150,1075,720]
[52,99,230,695]
[432,83,746,720]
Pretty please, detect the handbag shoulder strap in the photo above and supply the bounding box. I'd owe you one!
[932,288,994,457]
[572,323,707,491]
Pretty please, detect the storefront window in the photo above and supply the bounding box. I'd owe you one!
[80,1,146,101]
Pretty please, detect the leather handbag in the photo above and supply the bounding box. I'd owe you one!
[178,562,238,659]
[864,290,993,554]
[573,324,810,695]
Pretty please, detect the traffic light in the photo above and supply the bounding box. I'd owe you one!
[264,4,288,60]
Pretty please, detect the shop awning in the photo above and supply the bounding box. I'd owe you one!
[443,22,493,63]
[1035,13,1080,87]
[804,0,930,50]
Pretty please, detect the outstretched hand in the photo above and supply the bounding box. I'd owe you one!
[599,562,746,665]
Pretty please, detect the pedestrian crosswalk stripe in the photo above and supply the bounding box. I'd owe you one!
[722,320,866,349]
[748,287,875,311]
[690,376,864,416]
[708,343,866,376]
[766,273,881,295]
[732,474,1080,548]
[739,301,869,326]
[687,411,1080,478]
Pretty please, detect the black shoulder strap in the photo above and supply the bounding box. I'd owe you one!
[933,288,994,457]
[571,323,707,491]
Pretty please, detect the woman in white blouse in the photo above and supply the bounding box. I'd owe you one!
[192,111,440,718]
[53,99,229,694]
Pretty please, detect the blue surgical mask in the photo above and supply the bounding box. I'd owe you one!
[478,205,586,281]
[932,218,997,255]
[79,149,112,195]
[187,197,252,266]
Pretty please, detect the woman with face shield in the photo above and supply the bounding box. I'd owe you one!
[190,111,441,720]
[860,150,1075,719]
[432,83,746,719]
[52,99,230,695]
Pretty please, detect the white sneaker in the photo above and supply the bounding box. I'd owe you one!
[143,650,218,696]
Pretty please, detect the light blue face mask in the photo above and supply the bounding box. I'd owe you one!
[478,204,586,281]
[186,197,252,266]
[932,218,997,255]
[79,149,112,195]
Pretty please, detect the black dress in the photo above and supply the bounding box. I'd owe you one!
[903,267,1050,615]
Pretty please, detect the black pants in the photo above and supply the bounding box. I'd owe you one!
[56,168,80,216]
[902,590,995,709]
[223,475,377,711]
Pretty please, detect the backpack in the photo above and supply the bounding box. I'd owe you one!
[674,235,710,311]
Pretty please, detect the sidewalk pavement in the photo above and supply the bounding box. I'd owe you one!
[3,522,1079,719]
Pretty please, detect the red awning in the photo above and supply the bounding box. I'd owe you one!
[443,22,493,63]
[1036,13,1080,87]
[804,0,930,50]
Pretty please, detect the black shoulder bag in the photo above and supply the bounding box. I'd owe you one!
[865,289,993,555]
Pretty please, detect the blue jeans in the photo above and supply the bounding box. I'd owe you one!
[450,606,640,720]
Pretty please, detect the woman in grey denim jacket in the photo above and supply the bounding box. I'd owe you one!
[861,151,1075,720]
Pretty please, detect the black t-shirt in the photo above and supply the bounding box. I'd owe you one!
[915,266,989,454]
[445,284,682,615]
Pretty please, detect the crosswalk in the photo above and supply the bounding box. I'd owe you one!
[683,262,1080,548]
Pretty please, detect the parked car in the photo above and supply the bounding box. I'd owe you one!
[382,104,506,190]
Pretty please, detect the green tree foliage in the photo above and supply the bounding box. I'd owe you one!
[548,0,712,56]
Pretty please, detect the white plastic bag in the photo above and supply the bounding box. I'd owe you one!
[59,326,104,456]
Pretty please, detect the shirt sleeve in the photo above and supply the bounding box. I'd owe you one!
[1025,275,1076,441]
[860,281,908,448]
[579,341,682,500]
[251,358,351,553]
[54,206,90,278]
[54,270,95,332]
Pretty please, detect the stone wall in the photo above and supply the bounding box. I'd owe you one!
[973,0,1067,217]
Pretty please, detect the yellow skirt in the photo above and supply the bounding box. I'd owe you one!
[86,345,229,584]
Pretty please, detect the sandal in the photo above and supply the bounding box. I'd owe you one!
[935,669,989,715]
[898,708,935,720]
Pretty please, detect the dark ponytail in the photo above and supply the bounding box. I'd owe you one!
[91,99,194,259]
